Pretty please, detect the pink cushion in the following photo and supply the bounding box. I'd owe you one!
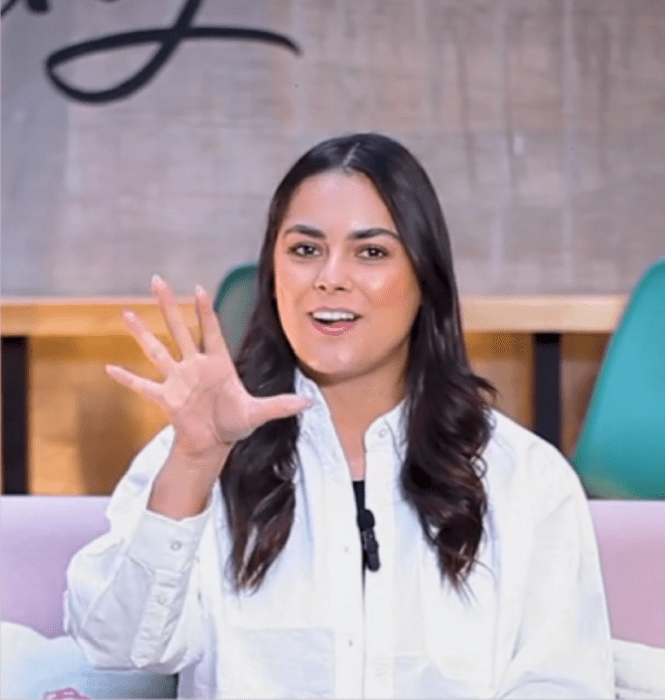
[589,499,665,648]
[1,496,110,637]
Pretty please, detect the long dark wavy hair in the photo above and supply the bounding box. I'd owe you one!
[221,133,495,591]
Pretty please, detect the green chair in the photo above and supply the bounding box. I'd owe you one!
[213,262,258,357]
[572,258,665,499]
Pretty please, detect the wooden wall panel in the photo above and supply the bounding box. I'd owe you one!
[560,333,610,458]
[29,336,170,495]
[466,333,534,430]
[27,332,543,495]
[26,331,607,494]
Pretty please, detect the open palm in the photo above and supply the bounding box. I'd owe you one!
[107,275,310,461]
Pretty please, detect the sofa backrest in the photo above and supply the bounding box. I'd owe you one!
[588,499,665,648]
[1,495,110,636]
[1,495,664,647]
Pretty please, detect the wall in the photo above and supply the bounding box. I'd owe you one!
[3,0,664,298]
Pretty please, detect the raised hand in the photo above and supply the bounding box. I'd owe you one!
[107,275,311,467]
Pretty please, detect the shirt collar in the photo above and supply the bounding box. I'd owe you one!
[294,368,407,452]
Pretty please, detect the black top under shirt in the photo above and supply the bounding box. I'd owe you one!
[352,480,380,572]
[352,479,366,513]
[352,480,367,568]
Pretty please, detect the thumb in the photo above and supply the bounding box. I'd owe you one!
[252,394,314,425]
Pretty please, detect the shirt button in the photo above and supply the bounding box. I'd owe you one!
[378,428,388,438]
[156,594,167,606]
[170,540,182,551]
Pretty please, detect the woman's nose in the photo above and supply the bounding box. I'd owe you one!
[313,253,352,292]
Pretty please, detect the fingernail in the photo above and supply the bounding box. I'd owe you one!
[195,284,205,295]
[122,309,135,321]
[152,274,163,285]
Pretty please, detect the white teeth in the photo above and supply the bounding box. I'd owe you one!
[312,310,357,322]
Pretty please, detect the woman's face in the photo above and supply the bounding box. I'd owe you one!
[273,170,422,387]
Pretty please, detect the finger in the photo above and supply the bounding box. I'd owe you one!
[151,275,198,359]
[250,394,314,426]
[195,285,231,358]
[122,310,176,376]
[106,365,164,403]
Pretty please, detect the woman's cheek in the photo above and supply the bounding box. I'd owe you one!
[369,273,418,308]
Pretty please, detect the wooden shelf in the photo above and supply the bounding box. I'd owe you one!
[460,295,627,333]
[1,295,627,337]
[1,298,198,337]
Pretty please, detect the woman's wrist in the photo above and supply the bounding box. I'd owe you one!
[147,440,232,520]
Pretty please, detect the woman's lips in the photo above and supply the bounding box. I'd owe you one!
[310,317,359,336]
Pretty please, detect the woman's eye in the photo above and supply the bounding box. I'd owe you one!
[289,243,318,257]
[358,246,388,259]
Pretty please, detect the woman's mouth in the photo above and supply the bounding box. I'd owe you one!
[309,310,360,336]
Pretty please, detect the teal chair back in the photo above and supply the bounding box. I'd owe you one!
[214,263,258,357]
[572,258,665,498]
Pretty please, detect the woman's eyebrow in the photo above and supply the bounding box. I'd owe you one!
[282,224,399,240]
[283,224,324,238]
[350,227,399,241]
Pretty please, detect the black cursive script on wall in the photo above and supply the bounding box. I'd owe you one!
[1,0,301,104]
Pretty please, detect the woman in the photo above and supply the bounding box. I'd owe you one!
[65,133,615,698]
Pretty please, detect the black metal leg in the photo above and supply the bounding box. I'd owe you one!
[533,333,561,449]
[2,336,29,493]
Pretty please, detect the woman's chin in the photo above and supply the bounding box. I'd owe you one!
[296,358,366,386]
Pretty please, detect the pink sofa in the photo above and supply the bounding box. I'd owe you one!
[1,496,111,637]
[587,499,665,648]
[1,495,664,647]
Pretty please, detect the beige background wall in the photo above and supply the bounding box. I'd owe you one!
[3,0,664,299]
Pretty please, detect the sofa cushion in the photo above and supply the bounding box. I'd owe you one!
[0,496,110,636]
[589,500,665,648]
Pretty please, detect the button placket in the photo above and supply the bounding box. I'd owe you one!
[362,438,398,700]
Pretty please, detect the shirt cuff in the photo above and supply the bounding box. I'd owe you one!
[128,505,211,572]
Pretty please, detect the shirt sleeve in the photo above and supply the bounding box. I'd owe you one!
[64,426,213,674]
[499,438,616,698]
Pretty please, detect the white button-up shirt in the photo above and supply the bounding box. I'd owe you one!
[65,372,615,698]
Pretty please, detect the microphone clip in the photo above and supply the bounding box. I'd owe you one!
[357,508,380,572]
